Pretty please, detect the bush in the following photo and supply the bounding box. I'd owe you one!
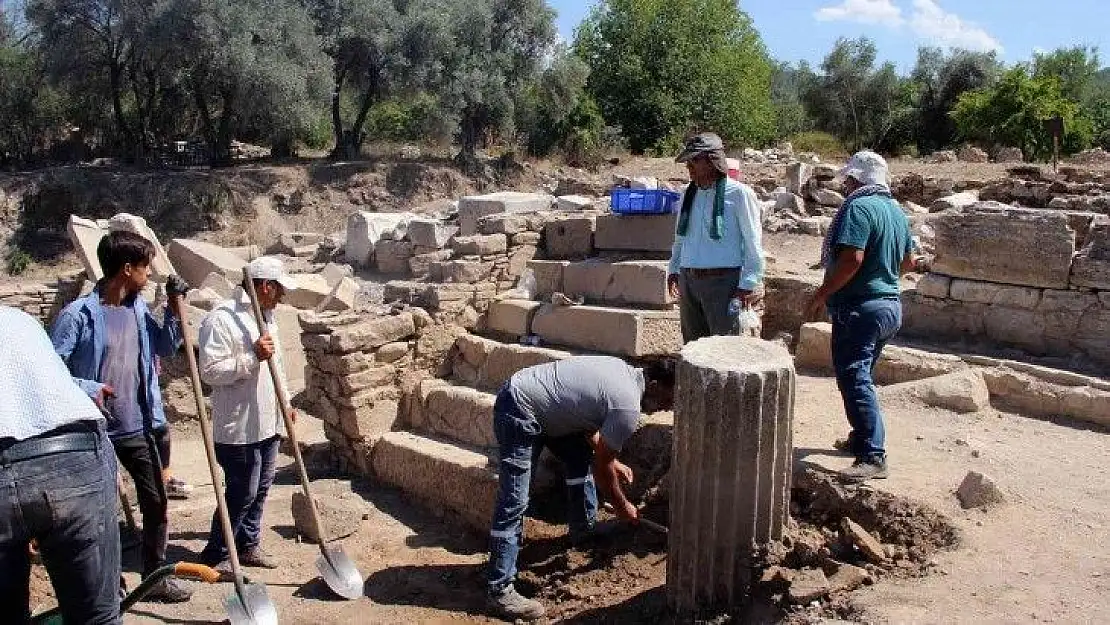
[6,248,31,275]
[788,131,847,157]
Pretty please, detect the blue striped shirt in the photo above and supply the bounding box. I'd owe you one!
[667,178,765,290]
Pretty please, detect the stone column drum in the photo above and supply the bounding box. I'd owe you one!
[667,337,796,611]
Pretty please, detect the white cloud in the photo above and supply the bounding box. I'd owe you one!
[908,0,1003,53]
[814,0,905,27]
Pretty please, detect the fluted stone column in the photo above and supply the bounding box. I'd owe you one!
[667,337,796,611]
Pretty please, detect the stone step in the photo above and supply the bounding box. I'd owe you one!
[405,379,498,449]
[371,431,497,531]
[452,334,574,391]
[528,259,673,309]
[530,303,681,357]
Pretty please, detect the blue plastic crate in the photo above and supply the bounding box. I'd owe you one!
[609,188,682,215]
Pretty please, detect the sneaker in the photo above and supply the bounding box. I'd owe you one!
[239,547,278,569]
[165,476,193,500]
[488,585,545,621]
[840,458,889,483]
[143,577,192,603]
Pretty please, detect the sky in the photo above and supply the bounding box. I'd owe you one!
[550,0,1110,71]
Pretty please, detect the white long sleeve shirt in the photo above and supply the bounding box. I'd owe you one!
[667,178,765,290]
[198,293,290,445]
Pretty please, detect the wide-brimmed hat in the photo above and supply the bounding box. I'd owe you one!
[675,132,726,163]
[246,256,298,291]
[840,150,890,186]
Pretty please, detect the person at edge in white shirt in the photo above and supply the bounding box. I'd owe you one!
[667,132,766,343]
[0,306,121,624]
[195,256,298,570]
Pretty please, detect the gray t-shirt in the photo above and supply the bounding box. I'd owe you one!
[100,305,144,437]
[509,356,644,451]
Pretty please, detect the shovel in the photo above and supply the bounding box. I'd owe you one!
[243,269,364,600]
[172,295,279,625]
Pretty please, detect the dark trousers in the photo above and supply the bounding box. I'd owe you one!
[113,432,169,576]
[0,423,121,625]
[201,436,280,560]
[829,297,902,461]
[679,268,742,343]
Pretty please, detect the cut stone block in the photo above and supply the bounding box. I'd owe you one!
[949,278,1042,309]
[915,273,951,299]
[274,303,308,394]
[166,239,246,288]
[268,232,327,256]
[67,215,107,281]
[882,369,990,413]
[375,240,414,274]
[669,337,795,611]
[543,216,596,260]
[346,211,417,268]
[486,300,542,336]
[408,249,452,276]
[105,213,175,279]
[556,195,596,211]
[794,322,969,384]
[930,191,979,213]
[478,343,572,390]
[306,313,416,354]
[438,260,493,284]
[282,273,356,311]
[530,304,681,357]
[1070,216,1110,290]
[451,233,508,256]
[407,218,458,249]
[527,260,569,297]
[371,431,497,531]
[594,213,677,252]
[200,272,236,299]
[562,260,672,308]
[418,385,497,448]
[931,203,1075,288]
[458,192,554,235]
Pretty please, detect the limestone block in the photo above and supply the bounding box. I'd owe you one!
[594,213,677,252]
[901,292,986,340]
[810,187,844,207]
[316,313,416,354]
[291,493,362,544]
[949,278,1042,309]
[451,233,508,256]
[527,260,568,297]
[268,232,326,256]
[796,322,969,384]
[669,338,795,611]
[794,323,833,373]
[957,145,989,163]
[105,213,175,279]
[421,385,496,448]
[929,191,979,213]
[477,213,531,235]
[406,218,458,249]
[273,303,307,394]
[996,147,1024,163]
[408,249,452,277]
[282,273,356,311]
[556,195,596,211]
[762,272,821,337]
[438,260,493,284]
[346,211,417,268]
[371,431,498,531]
[539,215,593,260]
[458,192,553,235]
[67,215,107,280]
[200,272,236,299]
[530,304,681,357]
[478,343,572,390]
[371,240,412,274]
[512,232,541,247]
[881,369,990,413]
[1070,216,1110,289]
[486,300,541,337]
[166,239,246,288]
[563,260,671,308]
[931,203,1075,288]
[915,273,951,299]
[786,162,811,195]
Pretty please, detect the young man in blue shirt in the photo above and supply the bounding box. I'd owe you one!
[51,230,193,602]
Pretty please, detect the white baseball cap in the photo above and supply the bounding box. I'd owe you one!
[839,150,890,187]
[246,256,298,291]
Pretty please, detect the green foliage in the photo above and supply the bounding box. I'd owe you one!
[952,66,1083,160]
[0,25,66,163]
[787,131,846,157]
[771,62,815,139]
[5,247,32,275]
[911,47,1002,153]
[575,0,775,154]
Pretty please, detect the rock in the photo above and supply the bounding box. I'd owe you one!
[105,213,175,279]
[957,145,989,163]
[406,219,458,250]
[841,518,888,565]
[629,176,658,190]
[346,211,418,268]
[995,147,1024,163]
[798,217,824,236]
[290,492,363,544]
[955,471,1005,509]
[556,195,596,212]
[787,568,830,604]
[930,191,980,213]
[786,162,812,195]
[927,150,958,163]
[457,192,553,235]
[166,239,246,288]
[774,191,806,215]
[283,273,357,312]
[1070,216,1110,290]
[811,188,845,207]
[827,561,873,593]
[931,203,1075,289]
[67,215,108,281]
[883,369,991,414]
[812,164,838,180]
[915,273,951,299]
[904,201,928,214]
[268,232,326,256]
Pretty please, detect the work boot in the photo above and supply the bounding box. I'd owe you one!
[488,585,545,621]
[840,458,888,483]
[569,519,623,546]
[143,577,192,603]
[164,475,193,500]
[239,547,278,569]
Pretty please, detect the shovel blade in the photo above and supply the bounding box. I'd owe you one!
[226,583,279,625]
[316,545,363,600]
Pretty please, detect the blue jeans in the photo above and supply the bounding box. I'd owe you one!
[201,436,280,560]
[487,386,598,594]
[0,423,121,625]
[829,297,902,462]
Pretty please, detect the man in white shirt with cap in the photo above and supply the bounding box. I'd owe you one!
[196,257,297,569]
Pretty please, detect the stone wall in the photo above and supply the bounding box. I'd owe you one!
[0,278,84,325]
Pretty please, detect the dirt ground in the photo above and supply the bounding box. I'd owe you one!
[27,374,1108,624]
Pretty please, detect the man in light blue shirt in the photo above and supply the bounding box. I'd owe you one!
[668,133,765,343]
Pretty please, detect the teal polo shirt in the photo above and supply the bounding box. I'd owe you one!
[826,194,912,307]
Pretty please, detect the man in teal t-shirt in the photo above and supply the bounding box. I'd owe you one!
[806,150,925,483]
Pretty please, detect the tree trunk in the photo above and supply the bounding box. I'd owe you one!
[109,61,136,162]
[329,61,348,158]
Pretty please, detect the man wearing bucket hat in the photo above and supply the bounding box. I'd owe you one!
[668,132,765,343]
[197,257,298,569]
[805,150,923,483]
